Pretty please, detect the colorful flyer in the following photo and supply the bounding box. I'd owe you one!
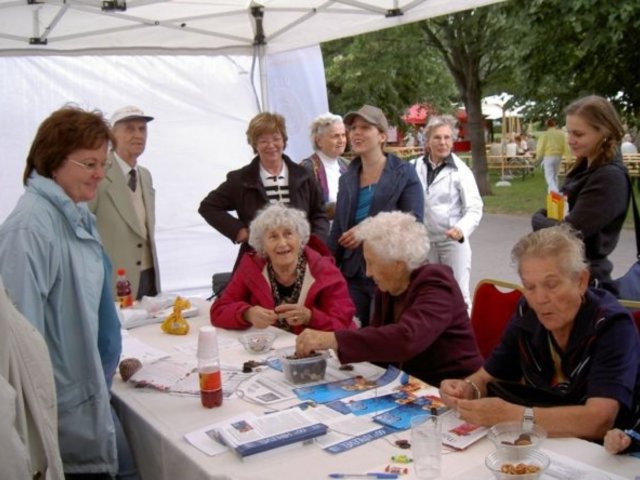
[293,366,406,404]
[372,394,448,431]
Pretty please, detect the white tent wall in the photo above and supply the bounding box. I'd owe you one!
[0,45,328,295]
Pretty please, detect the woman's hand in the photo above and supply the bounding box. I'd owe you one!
[243,306,278,329]
[275,303,312,328]
[235,227,249,244]
[337,227,361,250]
[446,227,464,242]
[455,397,520,426]
[296,329,338,356]
[439,379,476,409]
[604,428,632,454]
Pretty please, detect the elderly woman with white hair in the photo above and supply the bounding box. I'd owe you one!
[300,112,349,219]
[297,211,482,386]
[440,225,640,440]
[411,114,483,309]
[210,204,355,334]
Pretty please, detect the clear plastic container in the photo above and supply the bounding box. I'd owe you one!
[277,347,328,384]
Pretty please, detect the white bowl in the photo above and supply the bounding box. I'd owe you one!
[485,449,550,480]
[487,421,547,453]
[238,331,277,354]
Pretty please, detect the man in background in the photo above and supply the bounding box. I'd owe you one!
[90,105,161,299]
[536,118,571,193]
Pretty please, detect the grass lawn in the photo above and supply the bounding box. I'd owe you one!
[481,168,636,229]
[482,169,547,216]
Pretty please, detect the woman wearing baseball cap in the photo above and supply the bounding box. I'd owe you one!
[328,104,424,327]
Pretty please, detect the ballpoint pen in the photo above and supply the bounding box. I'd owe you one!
[328,473,399,479]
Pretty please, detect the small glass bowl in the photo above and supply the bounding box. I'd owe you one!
[487,421,547,454]
[238,331,277,354]
[485,449,550,480]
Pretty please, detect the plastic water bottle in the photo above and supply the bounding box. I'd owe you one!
[115,268,133,308]
[411,413,441,479]
[197,326,223,408]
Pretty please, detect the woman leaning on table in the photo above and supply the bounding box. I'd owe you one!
[328,105,424,327]
[296,211,483,387]
[439,225,640,440]
[210,204,356,334]
[531,95,630,295]
[0,106,138,478]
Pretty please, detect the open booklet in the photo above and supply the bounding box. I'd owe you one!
[185,407,327,459]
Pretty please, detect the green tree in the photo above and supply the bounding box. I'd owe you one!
[323,4,518,195]
[418,7,516,195]
[322,23,457,129]
[505,0,640,126]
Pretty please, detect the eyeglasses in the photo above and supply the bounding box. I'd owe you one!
[256,135,284,147]
[67,158,112,172]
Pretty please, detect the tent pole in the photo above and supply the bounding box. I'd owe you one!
[258,44,269,111]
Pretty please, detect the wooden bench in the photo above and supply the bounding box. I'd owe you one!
[484,155,536,181]
[560,154,640,177]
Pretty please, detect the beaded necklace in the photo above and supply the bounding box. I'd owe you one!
[268,254,307,332]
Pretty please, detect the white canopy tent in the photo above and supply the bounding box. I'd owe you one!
[0,1,504,55]
[0,0,504,295]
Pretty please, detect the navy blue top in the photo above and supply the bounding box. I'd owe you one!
[485,288,640,428]
[329,153,424,279]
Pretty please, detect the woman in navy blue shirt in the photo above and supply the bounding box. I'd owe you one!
[329,105,423,327]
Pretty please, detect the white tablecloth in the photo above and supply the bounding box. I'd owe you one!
[111,298,640,480]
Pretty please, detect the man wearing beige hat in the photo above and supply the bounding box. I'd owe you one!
[89,105,161,299]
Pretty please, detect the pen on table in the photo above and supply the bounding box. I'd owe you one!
[328,473,398,479]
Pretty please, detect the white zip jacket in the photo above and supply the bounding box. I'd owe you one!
[411,153,483,242]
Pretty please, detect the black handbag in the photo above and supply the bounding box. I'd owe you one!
[614,178,640,300]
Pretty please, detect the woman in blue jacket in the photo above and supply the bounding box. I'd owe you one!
[0,107,137,478]
[329,105,424,326]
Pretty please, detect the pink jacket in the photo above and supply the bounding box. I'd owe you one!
[210,246,356,334]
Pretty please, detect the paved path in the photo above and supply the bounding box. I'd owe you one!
[469,213,636,293]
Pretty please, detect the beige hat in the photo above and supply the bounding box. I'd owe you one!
[110,105,154,126]
[343,104,389,132]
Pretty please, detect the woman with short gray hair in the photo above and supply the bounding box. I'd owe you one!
[440,224,640,440]
[211,204,355,334]
[411,114,483,309]
[299,112,349,219]
[248,205,311,256]
[296,211,482,386]
[354,210,430,272]
[511,223,588,279]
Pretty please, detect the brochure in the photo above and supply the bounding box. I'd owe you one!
[214,408,328,458]
[439,410,488,450]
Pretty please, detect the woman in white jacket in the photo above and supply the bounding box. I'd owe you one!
[413,115,483,308]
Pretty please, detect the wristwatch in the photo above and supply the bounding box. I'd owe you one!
[523,407,535,432]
